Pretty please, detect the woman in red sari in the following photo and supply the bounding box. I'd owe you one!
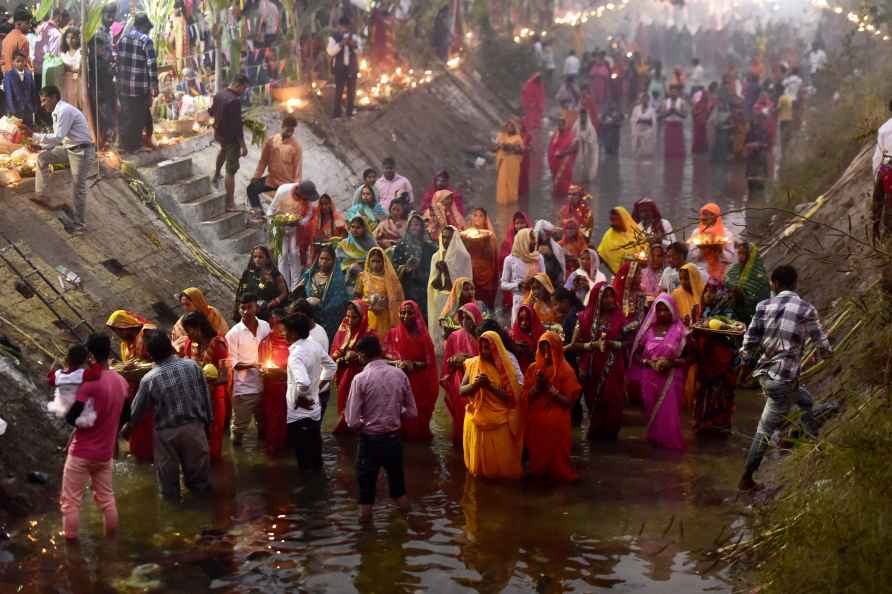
[521,72,545,133]
[524,331,582,481]
[461,207,499,308]
[440,303,482,446]
[384,300,439,442]
[331,300,373,434]
[307,193,348,261]
[510,303,545,373]
[569,282,627,441]
[420,170,466,215]
[547,115,577,199]
[181,311,230,462]
[258,310,290,457]
[498,211,531,311]
[692,85,716,154]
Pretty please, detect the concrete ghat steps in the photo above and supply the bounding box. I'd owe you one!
[130,151,264,275]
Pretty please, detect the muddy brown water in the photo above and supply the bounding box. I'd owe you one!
[1,120,766,593]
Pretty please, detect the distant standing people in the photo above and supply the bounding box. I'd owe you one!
[495,119,524,204]
[116,13,158,152]
[738,265,832,491]
[346,335,417,521]
[246,114,303,222]
[123,331,213,499]
[374,156,414,210]
[59,333,127,541]
[60,27,82,109]
[209,74,249,212]
[32,85,96,233]
[4,51,35,126]
[327,16,361,119]
[563,49,580,78]
[87,4,117,147]
[0,7,31,74]
[659,84,688,159]
[630,92,657,159]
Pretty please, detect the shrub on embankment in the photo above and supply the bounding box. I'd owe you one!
[730,287,892,592]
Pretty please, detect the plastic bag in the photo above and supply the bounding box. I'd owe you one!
[42,54,64,90]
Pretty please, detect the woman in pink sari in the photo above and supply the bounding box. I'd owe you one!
[547,116,577,199]
[440,303,482,446]
[632,294,689,450]
[521,72,545,133]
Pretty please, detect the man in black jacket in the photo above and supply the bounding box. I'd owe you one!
[326,16,361,119]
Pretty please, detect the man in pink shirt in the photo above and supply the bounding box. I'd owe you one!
[374,156,414,211]
[346,335,417,522]
[59,333,128,541]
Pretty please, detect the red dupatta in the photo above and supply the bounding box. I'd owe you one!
[577,282,625,343]
[510,303,546,372]
[420,170,466,214]
[521,72,545,131]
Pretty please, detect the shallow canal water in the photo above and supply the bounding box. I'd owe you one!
[1,391,761,593]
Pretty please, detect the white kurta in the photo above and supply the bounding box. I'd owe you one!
[500,253,545,324]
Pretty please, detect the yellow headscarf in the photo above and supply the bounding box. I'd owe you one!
[106,310,146,329]
[463,330,524,436]
[440,276,474,319]
[597,206,643,274]
[671,263,705,321]
[181,288,229,335]
[511,228,540,264]
[360,246,404,336]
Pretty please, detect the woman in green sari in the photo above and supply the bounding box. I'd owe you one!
[724,242,770,325]
[297,244,349,343]
[336,215,378,284]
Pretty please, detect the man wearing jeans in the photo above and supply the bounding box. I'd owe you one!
[346,335,417,522]
[738,265,832,491]
[60,333,127,541]
[283,313,336,472]
[32,85,95,233]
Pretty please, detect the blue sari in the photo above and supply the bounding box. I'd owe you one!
[345,184,387,223]
[300,257,350,343]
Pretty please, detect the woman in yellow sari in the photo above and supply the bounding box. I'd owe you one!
[460,331,525,479]
[354,246,404,339]
[439,276,488,335]
[495,120,525,204]
[170,287,229,354]
[597,206,644,275]
[523,272,558,324]
[671,263,705,408]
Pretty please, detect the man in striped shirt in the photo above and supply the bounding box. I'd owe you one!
[738,265,832,491]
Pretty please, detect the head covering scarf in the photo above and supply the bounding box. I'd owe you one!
[181,288,228,334]
[530,330,581,391]
[346,183,387,223]
[300,249,350,341]
[499,211,532,265]
[511,304,546,352]
[693,202,729,241]
[632,198,667,236]
[309,195,347,242]
[106,310,155,362]
[425,189,466,239]
[373,202,410,247]
[336,215,378,271]
[559,219,589,257]
[527,271,556,298]
[511,227,540,264]
[566,247,607,289]
[576,282,625,343]
[385,300,438,376]
[360,246,404,332]
[464,331,523,434]
[534,220,567,280]
[440,276,474,319]
[420,170,466,214]
[428,225,474,334]
[597,207,644,274]
[671,263,705,321]
[332,299,372,354]
[564,268,593,304]
[631,293,688,359]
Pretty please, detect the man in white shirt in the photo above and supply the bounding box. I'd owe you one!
[326,16,362,119]
[283,313,336,472]
[225,292,271,446]
[289,299,334,415]
[32,85,96,233]
[374,156,414,210]
[563,49,580,77]
[873,100,892,177]
[688,58,705,94]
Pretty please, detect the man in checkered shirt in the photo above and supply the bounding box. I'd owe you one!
[738,264,832,491]
[115,13,158,152]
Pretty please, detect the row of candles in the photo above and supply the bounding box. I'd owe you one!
[811,0,892,41]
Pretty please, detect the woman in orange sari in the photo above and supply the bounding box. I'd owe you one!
[331,300,373,434]
[524,331,582,481]
[384,300,439,442]
[307,193,347,261]
[106,310,156,462]
[181,311,230,462]
[170,287,229,355]
[460,207,499,309]
[440,303,482,446]
[460,331,525,479]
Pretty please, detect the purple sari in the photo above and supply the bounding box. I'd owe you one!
[631,294,688,450]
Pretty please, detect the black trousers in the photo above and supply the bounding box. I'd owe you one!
[118,93,150,151]
[287,417,322,472]
[246,177,275,209]
[357,432,405,505]
[333,69,357,118]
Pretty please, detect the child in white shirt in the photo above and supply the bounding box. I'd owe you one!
[47,344,97,428]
